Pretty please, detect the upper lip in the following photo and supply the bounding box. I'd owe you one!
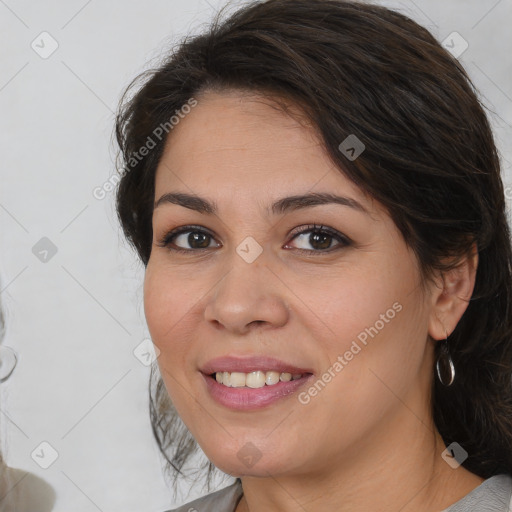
[200,355,314,375]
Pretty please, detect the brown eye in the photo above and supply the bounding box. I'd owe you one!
[286,225,350,253]
[158,226,220,252]
[307,232,333,250]
[186,232,211,249]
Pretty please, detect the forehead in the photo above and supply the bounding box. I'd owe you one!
[154,90,371,210]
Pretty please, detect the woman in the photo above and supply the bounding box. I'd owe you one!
[114,0,512,510]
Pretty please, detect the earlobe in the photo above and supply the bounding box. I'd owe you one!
[428,243,478,341]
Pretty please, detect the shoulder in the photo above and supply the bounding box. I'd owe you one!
[163,479,243,512]
[443,473,512,512]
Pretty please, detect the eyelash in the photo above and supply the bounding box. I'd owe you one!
[156,224,351,255]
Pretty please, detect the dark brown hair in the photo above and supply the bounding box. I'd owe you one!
[115,0,512,492]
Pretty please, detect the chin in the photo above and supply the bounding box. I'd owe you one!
[203,443,298,479]
[214,459,286,478]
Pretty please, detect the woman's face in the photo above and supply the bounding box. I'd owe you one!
[144,90,438,478]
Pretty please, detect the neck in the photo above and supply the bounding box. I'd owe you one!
[236,406,483,512]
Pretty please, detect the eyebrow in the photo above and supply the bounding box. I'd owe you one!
[154,191,369,216]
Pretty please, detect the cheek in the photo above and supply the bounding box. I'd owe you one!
[143,266,202,415]
[291,253,427,399]
[143,263,201,371]
[328,285,427,413]
[293,288,427,461]
[143,269,170,346]
[285,260,413,351]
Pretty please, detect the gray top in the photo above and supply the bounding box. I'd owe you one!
[165,479,243,512]
[165,474,512,512]
[441,474,512,512]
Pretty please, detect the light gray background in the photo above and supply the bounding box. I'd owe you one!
[0,0,511,511]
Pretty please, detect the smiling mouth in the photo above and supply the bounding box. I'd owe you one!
[209,370,312,388]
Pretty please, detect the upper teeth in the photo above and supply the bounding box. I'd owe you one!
[215,371,303,388]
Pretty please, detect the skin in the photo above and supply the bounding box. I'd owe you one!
[144,90,483,512]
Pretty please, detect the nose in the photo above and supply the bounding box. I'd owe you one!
[203,256,290,335]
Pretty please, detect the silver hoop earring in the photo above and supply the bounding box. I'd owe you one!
[436,338,455,386]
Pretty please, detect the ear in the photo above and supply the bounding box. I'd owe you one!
[428,242,478,340]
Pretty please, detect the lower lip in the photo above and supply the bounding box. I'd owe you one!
[201,373,314,410]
